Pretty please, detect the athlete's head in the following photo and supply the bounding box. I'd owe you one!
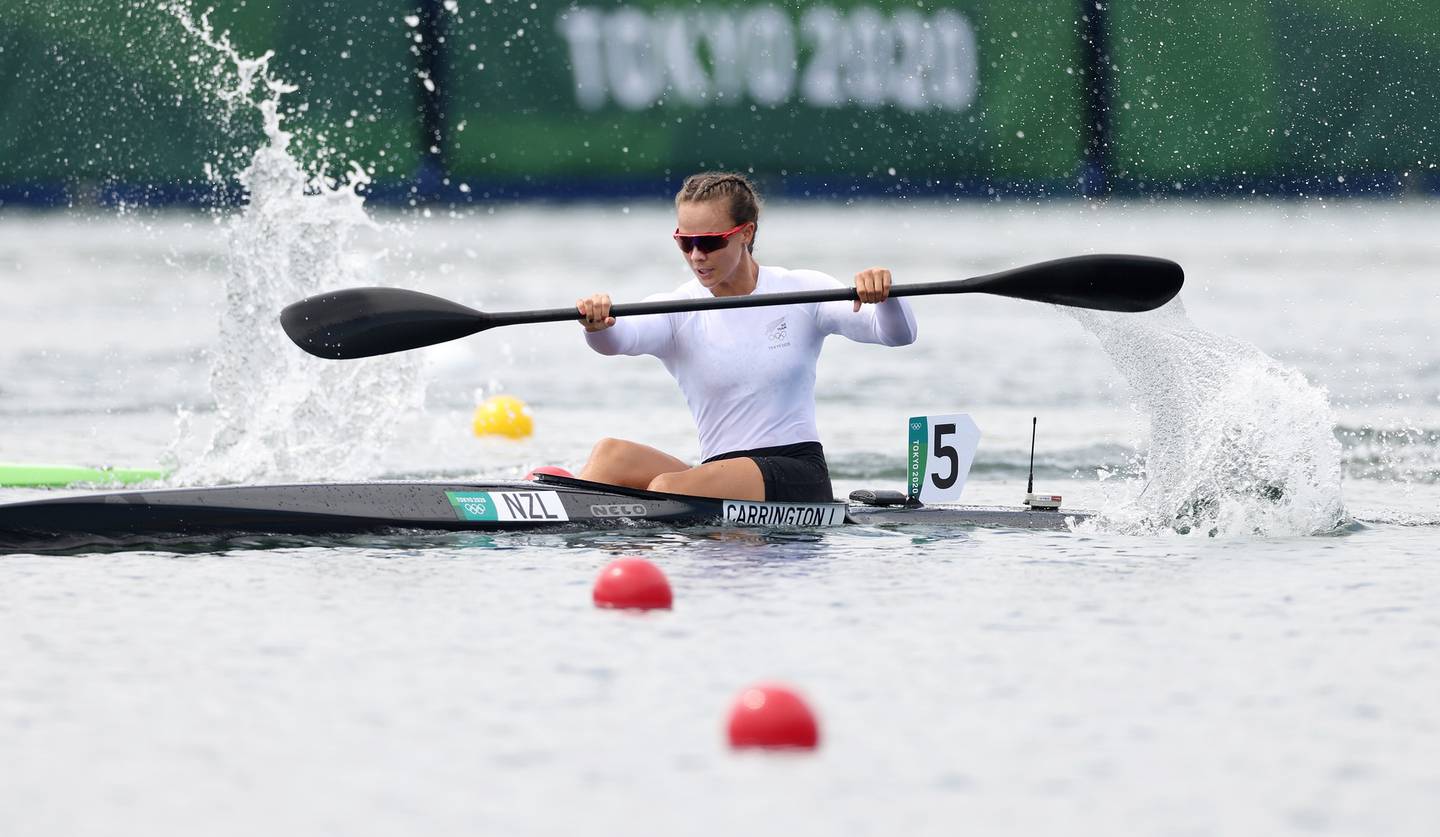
[673,172,761,290]
[674,172,761,254]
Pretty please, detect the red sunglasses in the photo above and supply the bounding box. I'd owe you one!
[673,223,748,254]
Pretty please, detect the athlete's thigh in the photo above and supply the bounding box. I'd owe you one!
[581,438,691,488]
[649,457,765,501]
[611,440,692,476]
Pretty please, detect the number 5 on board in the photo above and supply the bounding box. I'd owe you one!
[906,414,981,504]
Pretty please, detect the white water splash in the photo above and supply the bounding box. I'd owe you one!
[166,6,423,484]
[1073,300,1346,537]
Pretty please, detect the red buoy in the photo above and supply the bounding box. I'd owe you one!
[726,683,820,750]
[592,557,672,610]
[524,465,574,480]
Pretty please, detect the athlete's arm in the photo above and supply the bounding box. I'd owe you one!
[579,292,677,356]
[814,268,918,346]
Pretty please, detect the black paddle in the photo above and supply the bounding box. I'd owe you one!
[280,253,1183,360]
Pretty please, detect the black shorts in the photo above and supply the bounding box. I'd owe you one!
[704,441,834,502]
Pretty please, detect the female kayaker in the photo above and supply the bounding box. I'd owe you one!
[575,172,917,502]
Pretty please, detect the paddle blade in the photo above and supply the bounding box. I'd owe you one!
[964,254,1184,312]
[280,287,491,359]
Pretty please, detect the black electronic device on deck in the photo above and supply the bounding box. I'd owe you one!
[1023,417,1063,512]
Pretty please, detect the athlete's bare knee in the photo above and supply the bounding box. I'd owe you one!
[581,438,628,482]
[588,437,627,462]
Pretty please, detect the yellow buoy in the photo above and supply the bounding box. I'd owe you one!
[472,394,534,439]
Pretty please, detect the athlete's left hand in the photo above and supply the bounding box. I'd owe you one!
[853,267,893,312]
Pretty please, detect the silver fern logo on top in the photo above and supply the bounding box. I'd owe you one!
[766,316,790,348]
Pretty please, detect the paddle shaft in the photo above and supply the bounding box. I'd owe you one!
[483,257,1174,328]
[485,278,960,328]
[280,254,1183,358]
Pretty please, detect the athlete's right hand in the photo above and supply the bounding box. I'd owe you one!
[577,293,616,332]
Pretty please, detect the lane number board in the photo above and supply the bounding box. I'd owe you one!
[907,413,981,504]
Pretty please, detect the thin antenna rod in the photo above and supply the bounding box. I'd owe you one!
[1026,417,1037,495]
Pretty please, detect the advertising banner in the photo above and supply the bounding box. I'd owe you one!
[445,1,1086,187]
[1109,0,1439,187]
[0,0,1434,198]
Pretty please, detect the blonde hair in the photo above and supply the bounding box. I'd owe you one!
[675,172,762,252]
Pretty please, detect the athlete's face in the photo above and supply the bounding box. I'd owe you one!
[675,199,754,293]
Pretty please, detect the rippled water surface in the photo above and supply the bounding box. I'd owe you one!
[2,202,1439,836]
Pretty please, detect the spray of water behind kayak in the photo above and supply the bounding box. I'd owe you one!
[1070,299,1346,537]
[165,7,423,484]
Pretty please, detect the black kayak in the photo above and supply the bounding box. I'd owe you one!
[0,473,1086,551]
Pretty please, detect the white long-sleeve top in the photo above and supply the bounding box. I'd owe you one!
[585,265,918,460]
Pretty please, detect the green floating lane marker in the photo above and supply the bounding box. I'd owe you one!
[0,463,168,488]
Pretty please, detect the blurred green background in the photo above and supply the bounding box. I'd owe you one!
[0,0,1435,202]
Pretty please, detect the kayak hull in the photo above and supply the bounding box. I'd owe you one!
[0,475,845,548]
[0,474,1085,551]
